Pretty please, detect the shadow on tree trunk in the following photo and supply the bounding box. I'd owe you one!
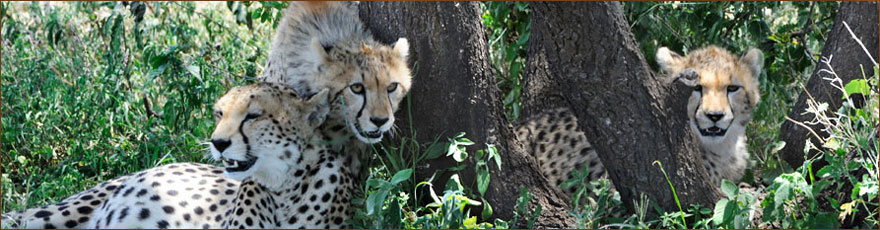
[522,2,724,213]
[358,2,575,228]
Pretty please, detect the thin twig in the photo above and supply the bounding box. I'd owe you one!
[843,21,879,66]
[793,2,818,64]
[785,116,825,145]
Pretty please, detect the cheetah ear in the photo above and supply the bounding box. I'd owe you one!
[301,88,330,128]
[675,68,700,87]
[656,47,684,75]
[740,48,764,77]
[392,38,409,59]
[310,38,331,62]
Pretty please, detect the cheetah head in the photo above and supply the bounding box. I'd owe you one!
[657,45,763,144]
[312,38,412,144]
[209,82,330,188]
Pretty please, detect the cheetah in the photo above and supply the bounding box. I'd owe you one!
[259,2,413,178]
[515,108,607,194]
[518,45,763,193]
[2,83,355,229]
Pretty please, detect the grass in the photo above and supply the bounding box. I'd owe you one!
[1,1,275,212]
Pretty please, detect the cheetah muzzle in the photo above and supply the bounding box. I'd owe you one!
[221,157,257,173]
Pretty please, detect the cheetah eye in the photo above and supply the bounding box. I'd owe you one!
[387,83,399,92]
[349,83,365,95]
[244,113,262,121]
[727,85,741,93]
[694,85,703,93]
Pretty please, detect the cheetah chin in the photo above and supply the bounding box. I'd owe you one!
[697,126,728,137]
[350,122,385,143]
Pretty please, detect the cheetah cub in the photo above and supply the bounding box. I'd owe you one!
[518,45,763,193]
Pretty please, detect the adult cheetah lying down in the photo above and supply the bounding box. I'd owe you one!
[1,83,354,229]
[518,45,764,193]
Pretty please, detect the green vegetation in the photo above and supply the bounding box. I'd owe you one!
[1,1,282,212]
[2,1,876,229]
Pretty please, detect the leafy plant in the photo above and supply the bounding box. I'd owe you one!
[711,180,758,229]
[350,133,505,229]
[1,1,279,212]
[481,1,530,122]
[509,187,541,229]
[561,164,625,228]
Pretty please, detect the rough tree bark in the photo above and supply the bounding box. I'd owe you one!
[521,2,724,212]
[358,2,575,228]
[779,1,879,169]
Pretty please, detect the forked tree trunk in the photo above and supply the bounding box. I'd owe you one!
[521,2,723,212]
[358,2,575,228]
[779,1,879,169]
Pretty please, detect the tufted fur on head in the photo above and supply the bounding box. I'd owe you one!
[260,2,413,145]
[657,45,764,185]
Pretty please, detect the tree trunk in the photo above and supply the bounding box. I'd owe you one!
[521,2,724,212]
[358,2,575,228]
[779,1,879,169]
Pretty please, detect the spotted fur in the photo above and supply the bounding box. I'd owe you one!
[2,83,354,229]
[519,46,763,195]
[1,177,129,229]
[515,108,607,194]
[258,2,413,178]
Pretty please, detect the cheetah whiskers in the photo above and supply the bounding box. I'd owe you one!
[387,123,402,139]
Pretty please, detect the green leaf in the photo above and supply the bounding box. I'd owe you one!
[16,156,27,165]
[445,164,468,172]
[418,182,442,206]
[458,137,475,145]
[445,174,464,192]
[186,65,201,80]
[481,197,493,220]
[857,180,878,198]
[773,181,792,209]
[811,180,831,195]
[447,139,470,163]
[843,79,870,99]
[423,141,449,161]
[451,148,467,162]
[816,165,834,178]
[721,179,738,197]
[477,166,490,196]
[390,168,412,185]
[487,144,501,170]
[493,219,509,229]
[803,212,841,229]
[463,216,477,228]
[367,178,392,190]
[383,196,403,229]
[366,189,389,215]
[146,64,168,79]
[463,196,482,206]
[712,198,729,225]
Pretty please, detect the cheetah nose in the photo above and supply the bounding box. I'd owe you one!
[369,117,389,127]
[706,112,724,122]
[211,139,231,153]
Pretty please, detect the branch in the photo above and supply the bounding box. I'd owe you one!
[792,2,818,64]
[843,21,879,66]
